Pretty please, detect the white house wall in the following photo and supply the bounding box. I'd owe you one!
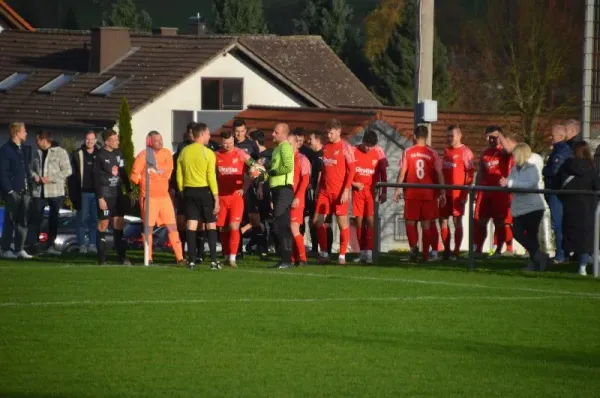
[129,52,304,155]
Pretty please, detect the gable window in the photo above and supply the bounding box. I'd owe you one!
[201,78,243,110]
[0,72,30,92]
[89,76,124,96]
[38,73,76,94]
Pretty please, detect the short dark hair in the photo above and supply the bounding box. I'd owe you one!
[233,119,246,129]
[362,130,378,146]
[102,129,117,142]
[250,130,265,146]
[220,130,233,140]
[414,125,429,139]
[485,125,502,135]
[573,141,594,166]
[191,123,208,139]
[85,130,96,139]
[310,130,324,143]
[447,124,460,132]
[292,127,306,138]
[186,121,195,131]
[325,119,342,130]
[37,130,52,141]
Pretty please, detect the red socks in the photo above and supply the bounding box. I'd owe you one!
[422,226,431,261]
[294,234,306,262]
[505,224,513,251]
[356,225,364,250]
[454,227,463,254]
[430,222,439,252]
[220,230,230,256]
[365,227,374,250]
[406,224,419,249]
[339,228,350,256]
[229,229,240,258]
[441,226,450,253]
[317,224,328,254]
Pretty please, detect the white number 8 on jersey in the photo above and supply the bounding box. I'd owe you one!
[416,159,425,179]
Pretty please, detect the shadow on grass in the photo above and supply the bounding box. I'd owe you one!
[297,331,600,369]
[373,253,597,282]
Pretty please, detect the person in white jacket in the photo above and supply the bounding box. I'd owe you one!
[500,143,548,271]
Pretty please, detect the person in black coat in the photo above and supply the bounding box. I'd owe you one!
[557,141,600,276]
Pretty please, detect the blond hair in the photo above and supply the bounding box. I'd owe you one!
[513,143,532,167]
[8,122,24,138]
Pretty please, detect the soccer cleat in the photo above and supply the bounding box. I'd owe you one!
[297,261,308,267]
[1,250,17,259]
[188,262,195,269]
[46,247,62,256]
[578,265,588,276]
[317,255,330,265]
[430,251,439,261]
[176,259,187,266]
[16,250,33,259]
[491,251,502,259]
[366,252,373,264]
[409,246,419,262]
[338,257,346,266]
[210,262,221,270]
[229,260,238,268]
[503,250,515,257]
[278,263,293,269]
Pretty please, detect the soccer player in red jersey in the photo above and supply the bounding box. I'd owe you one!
[313,119,356,265]
[393,125,446,262]
[474,126,514,256]
[288,130,311,265]
[215,131,257,267]
[352,130,385,264]
[439,125,474,260]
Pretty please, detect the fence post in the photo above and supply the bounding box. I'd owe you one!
[373,185,381,265]
[594,200,600,277]
[468,188,475,271]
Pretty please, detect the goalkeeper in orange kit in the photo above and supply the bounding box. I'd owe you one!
[131,131,185,264]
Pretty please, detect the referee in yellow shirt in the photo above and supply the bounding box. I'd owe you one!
[177,123,221,270]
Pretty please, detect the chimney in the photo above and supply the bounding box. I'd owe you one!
[188,13,208,35]
[152,27,178,36]
[89,27,131,74]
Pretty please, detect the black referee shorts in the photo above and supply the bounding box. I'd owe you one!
[184,187,216,223]
[97,194,128,220]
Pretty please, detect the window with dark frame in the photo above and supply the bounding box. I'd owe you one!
[201,78,243,110]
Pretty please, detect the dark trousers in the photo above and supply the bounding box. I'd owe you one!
[1,192,31,252]
[28,196,63,248]
[512,210,544,260]
[545,194,564,261]
[271,185,294,265]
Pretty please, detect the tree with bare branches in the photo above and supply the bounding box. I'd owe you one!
[451,0,581,152]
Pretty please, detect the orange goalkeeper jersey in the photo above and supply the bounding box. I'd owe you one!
[131,147,173,198]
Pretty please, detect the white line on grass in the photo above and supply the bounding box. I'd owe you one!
[1,263,599,299]
[238,270,600,299]
[0,295,578,308]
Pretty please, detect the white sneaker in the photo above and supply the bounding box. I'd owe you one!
[46,247,62,256]
[79,246,88,254]
[16,250,33,259]
[88,245,97,254]
[578,265,588,276]
[1,250,17,259]
[365,251,373,264]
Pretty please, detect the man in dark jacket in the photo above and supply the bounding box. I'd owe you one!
[542,125,573,263]
[68,130,100,253]
[0,122,33,259]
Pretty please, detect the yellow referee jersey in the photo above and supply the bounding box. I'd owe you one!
[176,142,218,195]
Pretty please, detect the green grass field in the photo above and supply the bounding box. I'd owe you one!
[1,251,599,397]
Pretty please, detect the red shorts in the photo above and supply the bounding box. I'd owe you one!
[474,191,510,221]
[290,204,305,224]
[216,194,244,227]
[404,199,438,221]
[315,191,349,216]
[352,190,375,217]
[439,195,466,218]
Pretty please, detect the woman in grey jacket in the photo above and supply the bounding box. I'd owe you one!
[500,143,548,271]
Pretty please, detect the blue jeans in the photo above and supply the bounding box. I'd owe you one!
[78,192,98,246]
[545,194,564,261]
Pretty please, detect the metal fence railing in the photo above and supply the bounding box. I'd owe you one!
[373,183,600,278]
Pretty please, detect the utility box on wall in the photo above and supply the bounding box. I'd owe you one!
[416,100,438,123]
